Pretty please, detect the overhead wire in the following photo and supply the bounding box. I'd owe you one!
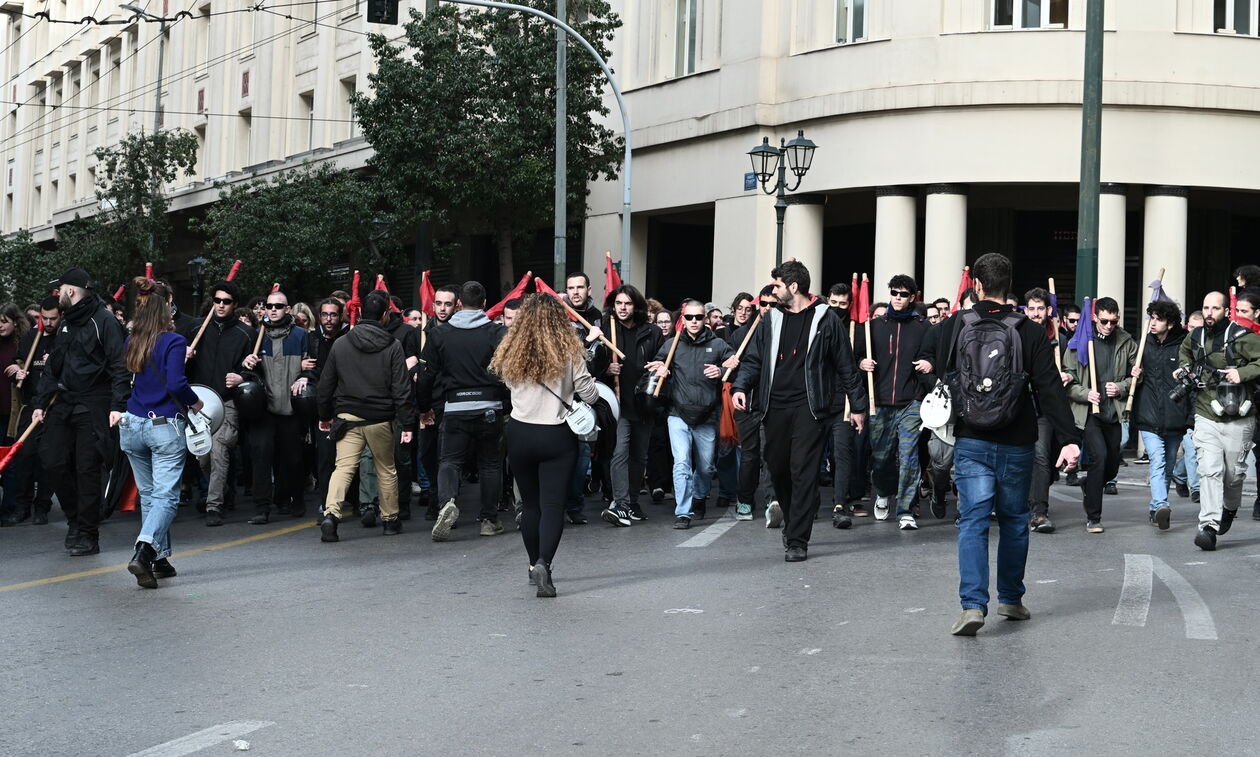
[0,98,356,122]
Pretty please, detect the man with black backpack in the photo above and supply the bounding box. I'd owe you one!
[923,253,1079,636]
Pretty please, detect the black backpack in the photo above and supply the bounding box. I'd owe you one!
[946,310,1028,430]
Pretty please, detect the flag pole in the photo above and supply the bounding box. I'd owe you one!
[1047,277,1063,372]
[1123,268,1164,418]
[863,273,877,417]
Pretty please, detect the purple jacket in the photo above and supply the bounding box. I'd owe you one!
[126,331,200,419]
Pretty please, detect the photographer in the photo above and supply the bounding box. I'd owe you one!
[1181,291,1260,550]
[1130,300,1191,531]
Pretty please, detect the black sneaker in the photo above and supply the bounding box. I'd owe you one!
[361,505,378,528]
[931,493,947,519]
[1152,506,1171,531]
[69,538,99,556]
[1219,507,1238,535]
[1175,482,1190,498]
[1104,481,1119,495]
[152,558,177,579]
[127,542,158,588]
[382,518,401,536]
[600,506,632,527]
[1194,526,1217,551]
[692,497,707,521]
[1191,490,1201,504]
[673,515,692,530]
[320,515,340,542]
[205,509,224,527]
[247,513,270,525]
[565,510,588,525]
[1031,514,1056,534]
[628,508,648,522]
[831,507,852,530]
[784,546,807,562]
[651,488,665,503]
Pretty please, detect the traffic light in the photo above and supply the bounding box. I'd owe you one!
[367,0,399,25]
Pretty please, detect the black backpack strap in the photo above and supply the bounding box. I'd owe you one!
[945,310,981,373]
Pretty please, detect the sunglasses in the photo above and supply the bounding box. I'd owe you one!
[212,297,235,305]
[890,290,914,299]
[265,303,286,310]
[1097,318,1118,326]
[682,313,705,321]
[1067,318,1079,324]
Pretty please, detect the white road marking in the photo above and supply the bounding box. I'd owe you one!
[1184,561,1207,566]
[664,608,703,614]
[800,648,822,655]
[1112,554,1218,640]
[1036,579,1058,584]
[125,721,275,757]
[677,510,740,548]
[1048,489,1079,503]
[904,607,926,613]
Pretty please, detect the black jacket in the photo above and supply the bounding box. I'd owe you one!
[311,321,349,374]
[928,301,1079,448]
[654,328,733,426]
[602,318,664,421]
[14,328,55,405]
[853,307,933,407]
[417,309,506,414]
[1133,325,1193,435]
[732,299,868,422]
[35,293,129,411]
[186,314,255,400]
[317,320,414,428]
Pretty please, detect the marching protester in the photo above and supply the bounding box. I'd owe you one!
[33,268,130,556]
[4,296,60,526]
[646,307,675,504]
[600,284,664,527]
[1130,299,1192,531]
[732,260,868,562]
[1182,292,1260,550]
[855,275,933,529]
[0,301,29,523]
[824,282,857,528]
[713,292,755,507]
[1023,287,1060,533]
[418,281,508,541]
[1233,290,1260,519]
[117,278,205,588]
[240,290,316,524]
[646,299,734,529]
[923,253,1080,636]
[564,272,603,326]
[731,285,778,523]
[308,297,350,519]
[186,280,255,527]
[561,286,609,524]
[416,284,459,521]
[490,294,601,598]
[1064,297,1136,534]
[316,290,414,542]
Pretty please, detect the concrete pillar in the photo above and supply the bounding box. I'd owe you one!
[713,192,778,303]
[1097,183,1128,318]
[782,194,827,290]
[923,184,967,303]
[582,212,647,292]
[1142,185,1188,315]
[874,186,918,304]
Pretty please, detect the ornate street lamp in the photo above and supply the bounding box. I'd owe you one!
[748,129,818,266]
[188,255,209,314]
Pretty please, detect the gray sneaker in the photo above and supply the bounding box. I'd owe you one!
[996,603,1031,621]
[479,518,504,537]
[431,500,459,542]
[950,609,985,636]
[765,501,783,529]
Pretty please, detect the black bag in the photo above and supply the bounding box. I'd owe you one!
[634,371,669,417]
[946,310,1027,430]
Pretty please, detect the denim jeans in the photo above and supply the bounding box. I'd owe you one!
[667,416,717,517]
[1139,430,1182,512]
[120,413,188,560]
[954,437,1034,614]
[869,401,923,515]
[1171,430,1199,493]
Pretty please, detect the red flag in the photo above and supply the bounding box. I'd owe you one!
[348,270,362,326]
[270,282,280,293]
[1230,286,1237,320]
[118,471,138,512]
[418,270,435,318]
[952,266,972,314]
[112,285,126,303]
[145,262,153,280]
[604,252,622,306]
[375,274,400,312]
[855,276,870,325]
[534,277,578,322]
[226,260,242,281]
[486,271,532,320]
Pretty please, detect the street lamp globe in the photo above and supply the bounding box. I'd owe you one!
[747,137,780,185]
[784,129,817,178]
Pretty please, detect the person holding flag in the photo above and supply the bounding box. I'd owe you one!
[1130,293,1191,531]
[1063,296,1137,534]
[1023,287,1061,533]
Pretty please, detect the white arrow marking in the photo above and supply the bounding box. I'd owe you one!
[1152,556,1218,640]
[1113,554,1153,628]
[1112,554,1217,640]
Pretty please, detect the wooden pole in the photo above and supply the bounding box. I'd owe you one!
[15,326,41,389]
[721,311,762,382]
[610,314,620,394]
[1047,277,1063,373]
[1088,340,1100,415]
[654,327,683,397]
[863,273,877,417]
[561,300,625,359]
[252,283,277,357]
[1124,267,1165,417]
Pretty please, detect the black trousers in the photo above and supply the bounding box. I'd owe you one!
[9,407,53,517]
[646,415,673,492]
[394,422,414,516]
[418,407,444,493]
[247,411,307,515]
[1082,416,1121,522]
[762,403,829,550]
[438,410,504,521]
[830,414,857,506]
[41,402,110,540]
[508,419,577,567]
[735,407,771,507]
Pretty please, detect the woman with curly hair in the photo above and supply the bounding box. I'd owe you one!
[490,294,599,598]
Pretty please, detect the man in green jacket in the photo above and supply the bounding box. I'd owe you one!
[1063,297,1137,534]
[1180,291,1260,550]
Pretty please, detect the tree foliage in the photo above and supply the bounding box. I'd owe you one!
[0,230,64,305]
[195,162,395,300]
[353,0,623,287]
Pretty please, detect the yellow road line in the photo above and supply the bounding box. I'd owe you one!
[0,521,315,594]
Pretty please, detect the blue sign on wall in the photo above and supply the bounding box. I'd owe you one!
[744,172,757,191]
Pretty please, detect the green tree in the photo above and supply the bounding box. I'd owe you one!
[353,0,623,290]
[195,163,395,300]
[0,230,64,305]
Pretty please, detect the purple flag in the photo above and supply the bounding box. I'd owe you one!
[1149,279,1174,304]
[1067,297,1094,367]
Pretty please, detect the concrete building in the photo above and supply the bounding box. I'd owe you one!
[581,0,1260,320]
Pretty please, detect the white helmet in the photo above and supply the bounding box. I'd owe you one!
[919,382,953,430]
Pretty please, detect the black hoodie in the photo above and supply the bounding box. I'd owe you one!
[1133,324,1193,435]
[186,313,255,400]
[316,319,414,427]
[416,309,506,414]
[35,293,129,411]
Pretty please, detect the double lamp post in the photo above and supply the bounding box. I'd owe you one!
[747,129,818,267]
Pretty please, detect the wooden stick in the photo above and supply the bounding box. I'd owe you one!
[15,326,41,389]
[654,327,683,397]
[562,301,625,359]
[1047,277,1063,373]
[863,273,877,417]
[721,311,762,382]
[1088,340,1100,415]
[1124,267,1165,417]
[252,287,277,358]
[610,314,620,394]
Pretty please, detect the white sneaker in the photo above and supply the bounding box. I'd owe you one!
[874,497,891,521]
[765,501,783,529]
[898,514,918,530]
[410,482,422,496]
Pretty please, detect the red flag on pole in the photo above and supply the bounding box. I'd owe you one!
[855,275,870,324]
[952,266,972,314]
[418,270,435,318]
[145,262,153,280]
[486,271,533,320]
[534,277,579,322]
[112,285,126,303]
[226,260,242,281]
[375,274,400,312]
[1230,286,1238,320]
[604,251,622,306]
[270,282,281,293]
[347,270,361,326]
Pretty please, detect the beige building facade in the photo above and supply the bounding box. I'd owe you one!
[582,0,1260,319]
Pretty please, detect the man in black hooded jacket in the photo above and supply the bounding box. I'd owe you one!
[1131,299,1192,531]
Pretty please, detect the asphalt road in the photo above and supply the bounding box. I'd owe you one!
[3,465,1259,756]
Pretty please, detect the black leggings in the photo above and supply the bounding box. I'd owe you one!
[507,419,578,567]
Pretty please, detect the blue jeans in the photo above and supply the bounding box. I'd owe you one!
[1140,430,1182,511]
[954,437,1034,614]
[667,416,717,517]
[120,413,188,560]
[1171,429,1199,493]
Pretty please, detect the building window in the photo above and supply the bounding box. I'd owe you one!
[1216,0,1260,34]
[836,0,866,44]
[340,78,357,140]
[992,0,1068,29]
[674,0,698,77]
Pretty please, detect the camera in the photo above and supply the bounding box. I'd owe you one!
[1169,364,1203,403]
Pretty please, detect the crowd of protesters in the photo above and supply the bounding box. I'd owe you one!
[3,258,1259,636]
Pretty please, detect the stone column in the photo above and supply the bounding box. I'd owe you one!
[874,186,917,301]
[782,194,827,289]
[713,193,778,303]
[1097,183,1128,316]
[923,184,968,302]
[1142,185,1188,314]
